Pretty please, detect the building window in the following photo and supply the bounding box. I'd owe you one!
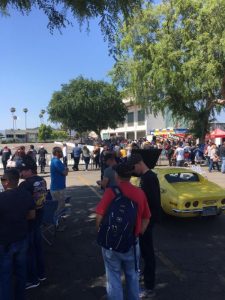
[138,110,145,125]
[127,112,134,127]
[118,121,124,128]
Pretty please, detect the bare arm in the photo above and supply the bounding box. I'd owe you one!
[62,167,69,176]
[27,209,36,220]
[140,218,150,234]
[96,214,103,231]
[100,177,109,189]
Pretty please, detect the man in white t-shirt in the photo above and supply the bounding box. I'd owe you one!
[204,141,212,167]
[62,144,68,167]
[174,143,185,167]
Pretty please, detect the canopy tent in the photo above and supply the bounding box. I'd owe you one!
[209,128,225,139]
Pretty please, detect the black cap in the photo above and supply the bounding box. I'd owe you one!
[113,162,134,178]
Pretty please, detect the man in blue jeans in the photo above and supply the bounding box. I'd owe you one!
[19,155,47,289]
[96,163,150,300]
[72,143,82,171]
[0,168,35,300]
[50,146,69,216]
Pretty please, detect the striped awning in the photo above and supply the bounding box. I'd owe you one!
[150,128,189,136]
[150,128,175,136]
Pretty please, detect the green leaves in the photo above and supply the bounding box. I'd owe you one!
[48,76,127,136]
[112,0,225,140]
[38,124,53,141]
[0,0,142,46]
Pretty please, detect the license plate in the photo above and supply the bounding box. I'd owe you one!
[202,206,217,216]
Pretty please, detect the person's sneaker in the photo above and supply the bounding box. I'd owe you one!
[25,282,40,290]
[38,277,47,281]
[139,288,156,298]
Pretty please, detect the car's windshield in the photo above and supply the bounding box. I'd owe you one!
[165,172,200,183]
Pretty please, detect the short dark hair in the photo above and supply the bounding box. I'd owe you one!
[17,155,37,173]
[113,162,134,179]
[104,151,115,162]
[52,146,62,155]
[4,168,20,185]
[127,153,143,165]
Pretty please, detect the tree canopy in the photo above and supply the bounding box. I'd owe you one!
[111,0,225,141]
[0,0,142,48]
[38,124,53,141]
[48,76,127,136]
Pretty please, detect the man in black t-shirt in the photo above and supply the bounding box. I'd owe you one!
[0,168,35,300]
[19,155,47,290]
[128,153,161,299]
[37,146,48,173]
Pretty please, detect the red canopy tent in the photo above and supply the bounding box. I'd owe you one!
[209,128,225,139]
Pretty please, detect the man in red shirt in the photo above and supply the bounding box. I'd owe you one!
[96,162,150,300]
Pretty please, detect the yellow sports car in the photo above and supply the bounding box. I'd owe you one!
[131,167,225,218]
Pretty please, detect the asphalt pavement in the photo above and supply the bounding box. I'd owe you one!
[5,164,225,300]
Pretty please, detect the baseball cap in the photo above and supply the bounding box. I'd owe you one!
[113,162,134,178]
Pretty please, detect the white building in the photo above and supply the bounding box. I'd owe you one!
[101,99,166,140]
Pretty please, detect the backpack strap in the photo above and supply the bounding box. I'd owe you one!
[111,186,123,198]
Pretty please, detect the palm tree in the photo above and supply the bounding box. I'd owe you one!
[10,107,16,130]
[39,113,43,124]
[23,108,28,129]
[13,115,17,130]
[40,109,46,124]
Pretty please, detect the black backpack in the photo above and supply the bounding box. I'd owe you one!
[97,187,138,253]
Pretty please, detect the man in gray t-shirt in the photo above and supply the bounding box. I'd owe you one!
[103,166,117,188]
[97,152,117,189]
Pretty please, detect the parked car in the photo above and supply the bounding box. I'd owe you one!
[132,167,225,218]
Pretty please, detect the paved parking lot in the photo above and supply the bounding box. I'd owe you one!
[2,165,225,300]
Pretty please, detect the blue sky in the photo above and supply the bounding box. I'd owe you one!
[0,6,224,131]
[0,8,114,130]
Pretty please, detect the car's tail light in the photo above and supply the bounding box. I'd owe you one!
[221,199,225,205]
[185,202,191,208]
[193,201,199,207]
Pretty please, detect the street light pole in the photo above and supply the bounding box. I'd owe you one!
[13,115,17,130]
[23,108,28,129]
[10,107,16,130]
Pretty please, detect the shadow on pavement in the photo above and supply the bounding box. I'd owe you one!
[27,185,106,300]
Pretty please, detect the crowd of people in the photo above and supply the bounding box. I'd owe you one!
[0,137,225,300]
[1,136,224,174]
[0,145,69,300]
[89,137,225,174]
